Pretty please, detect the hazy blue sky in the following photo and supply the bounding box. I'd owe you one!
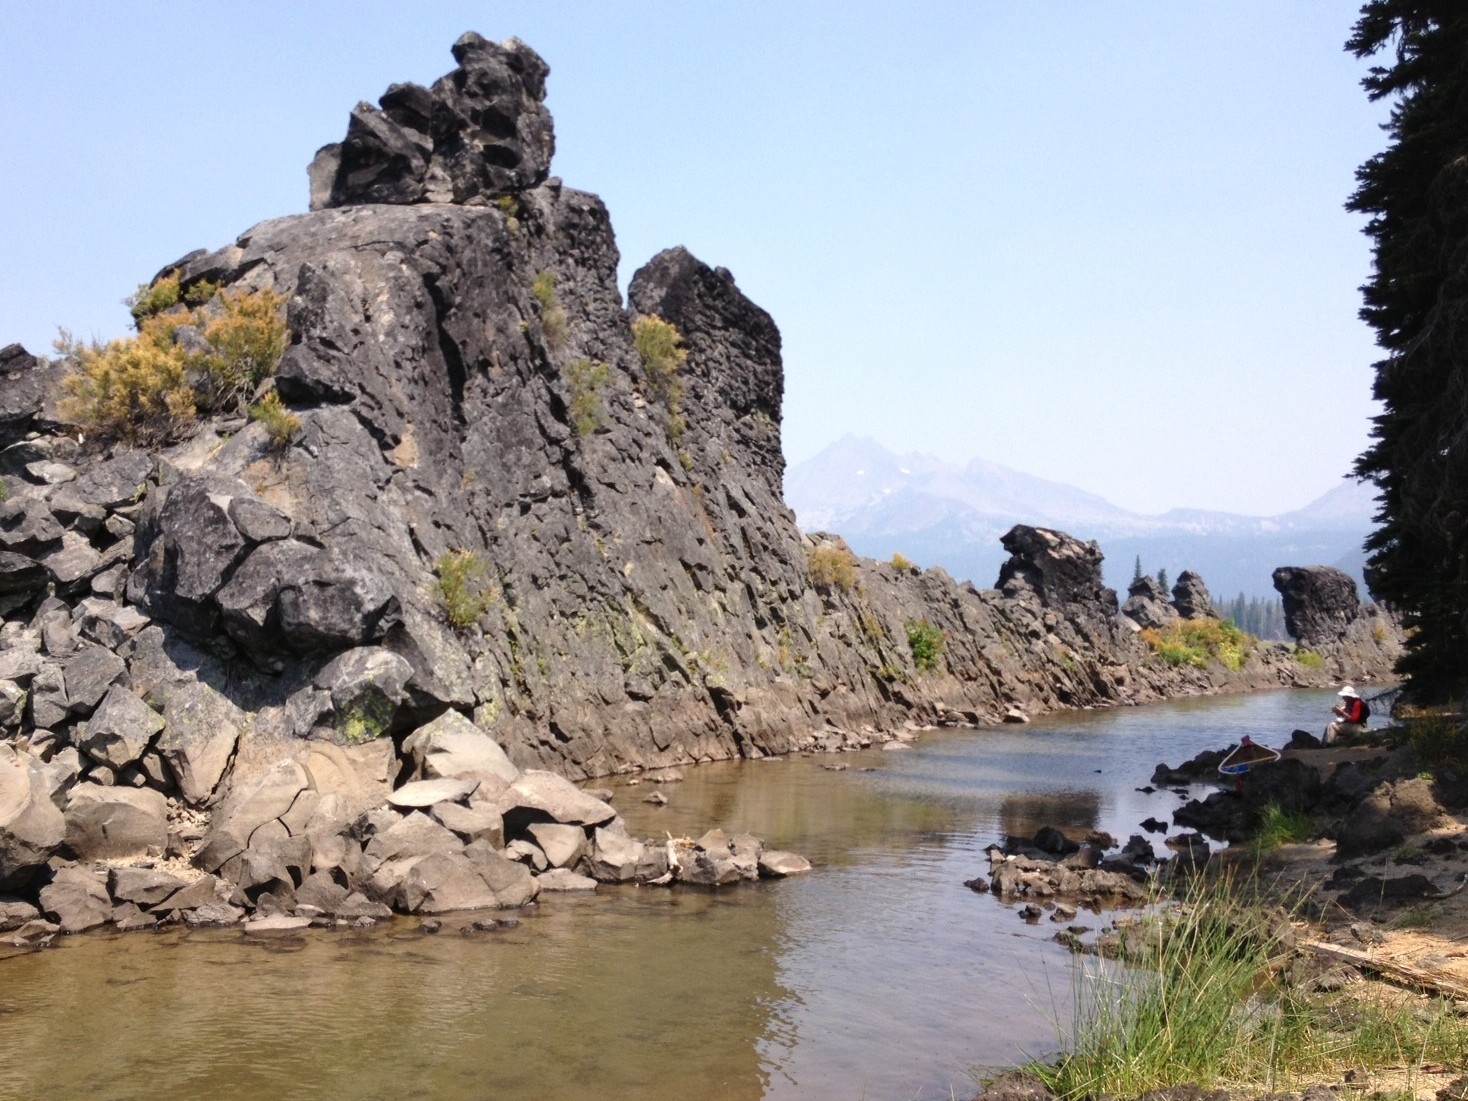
[2,3,1387,516]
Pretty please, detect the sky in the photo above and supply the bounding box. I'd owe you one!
[1,2,1390,517]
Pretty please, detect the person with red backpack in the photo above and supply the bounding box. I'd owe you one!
[1325,685,1370,744]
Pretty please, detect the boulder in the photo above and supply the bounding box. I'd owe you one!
[388,777,479,808]
[0,550,49,597]
[536,868,597,891]
[397,851,499,913]
[109,866,188,907]
[462,839,539,907]
[245,913,314,933]
[363,811,464,899]
[997,525,1118,619]
[157,873,229,913]
[157,681,245,805]
[0,344,65,445]
[67,450,155,511]
[1121,575,1176,631]
[758,851,812,878]
[584,824,647,882]
[502,770,617,832]
[300,740,396,819]
[81,685,165,768]
[0,497,64,557]
[209,760,313,848]
[525,821,586,868]
[127,475,251,636]
[1336,778,1451,859]
[0,895,40,931]
[429,801,504,847]
[63,784,169,861]
[316,646,413,739]
[38,865,113,932]
[402,710,520,786]
[0,744,66,888]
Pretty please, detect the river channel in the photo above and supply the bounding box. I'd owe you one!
[0,688,1343,1101]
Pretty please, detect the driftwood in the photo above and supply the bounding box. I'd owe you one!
[1304,939,1468,1001]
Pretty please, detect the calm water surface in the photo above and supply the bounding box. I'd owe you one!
[0,689,1341,1101]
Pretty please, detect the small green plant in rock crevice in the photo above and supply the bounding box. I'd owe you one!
[565,358,610,436]
[248,389,300,450]
[905,618,945,673]
[434,548,495,629]
[531,270,567,351]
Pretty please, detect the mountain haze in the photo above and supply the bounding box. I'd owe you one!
[785,436,1375,600]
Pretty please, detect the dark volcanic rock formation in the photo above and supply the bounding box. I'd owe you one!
[308,33,555,209]
[1273,564,1402,677]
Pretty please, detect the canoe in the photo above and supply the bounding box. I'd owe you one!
[1218,736,1281,776]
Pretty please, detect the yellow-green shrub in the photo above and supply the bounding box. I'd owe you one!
[58,285,287,444]
[890,552,916,572]
[127,271,181,326]
[434,549,495,629]
[633,314,688,444]
[1140,618,1254,671]
[808,543,856,591]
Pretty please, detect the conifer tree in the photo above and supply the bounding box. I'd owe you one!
[1348,3,1468,701]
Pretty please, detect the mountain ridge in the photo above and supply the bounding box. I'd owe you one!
[785,435,1374,597]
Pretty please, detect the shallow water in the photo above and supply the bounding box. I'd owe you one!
[0,688,1341,1101]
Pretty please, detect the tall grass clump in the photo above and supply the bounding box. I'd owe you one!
[1250,803,1315,856]
[1029,872,1468,1099]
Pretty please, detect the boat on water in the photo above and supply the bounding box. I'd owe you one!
[1218,735,1281,776]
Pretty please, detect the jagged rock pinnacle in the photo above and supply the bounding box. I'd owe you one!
[308,33,555,209]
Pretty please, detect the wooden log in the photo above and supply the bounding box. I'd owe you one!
[1303,939,1468,1001]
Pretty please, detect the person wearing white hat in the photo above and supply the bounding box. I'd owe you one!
[1325,685,1370,744]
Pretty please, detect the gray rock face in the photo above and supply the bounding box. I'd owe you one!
[402,711,519,786]
[310,34,554,209]
[0,344,65,447]
[997,526,1117,620]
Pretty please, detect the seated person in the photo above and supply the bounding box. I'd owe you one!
[1324,685,1369,744]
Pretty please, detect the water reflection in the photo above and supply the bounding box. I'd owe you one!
[0,689,1342,1101]
[999,792,1103,841]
